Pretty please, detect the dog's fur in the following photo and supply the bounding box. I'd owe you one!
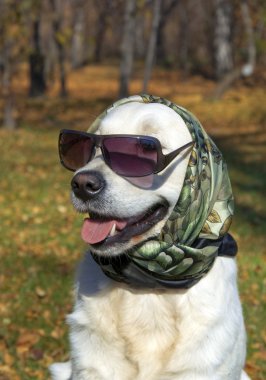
[50,103,250,380]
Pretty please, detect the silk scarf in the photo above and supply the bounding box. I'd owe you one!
[89,95,237,289]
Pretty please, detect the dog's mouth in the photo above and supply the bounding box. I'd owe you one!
[81,202,168,247]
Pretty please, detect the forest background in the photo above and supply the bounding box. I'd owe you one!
[0,0,265,379]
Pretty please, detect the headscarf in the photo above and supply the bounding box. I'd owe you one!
[89,95,237,289]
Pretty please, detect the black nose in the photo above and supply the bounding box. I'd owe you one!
[71,171,105,201]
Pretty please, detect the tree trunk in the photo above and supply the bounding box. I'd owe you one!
[29,19,46,97]
[156,19,166,65]
[135,11,145,60]
[93,0,111,63]
[71,1,86,69]
[2,40,16,130]
[240,0,256,76]
[44,29,57,85]
[156,0,179,65]
[119,0,136,98]
[58,43,67,97]
[50,0,68,97]
[143,0,161,93]
[178,3,189,73]
[211,0,256,99]
[213,0,233,80]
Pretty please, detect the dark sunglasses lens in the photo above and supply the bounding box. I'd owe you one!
[59,132,94,171]
[103,137,158,176]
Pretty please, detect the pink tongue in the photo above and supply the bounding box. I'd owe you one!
[81,218,127,245]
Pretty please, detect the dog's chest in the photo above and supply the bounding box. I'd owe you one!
[108,288,180,364]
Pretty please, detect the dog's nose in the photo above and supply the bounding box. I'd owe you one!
[71,171,105,201]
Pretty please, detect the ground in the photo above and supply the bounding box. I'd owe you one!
[0,65,265,379]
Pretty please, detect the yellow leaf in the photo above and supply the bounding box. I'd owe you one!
[4,351,14,366]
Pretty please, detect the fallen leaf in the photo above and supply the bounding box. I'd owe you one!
[16,330,40,354]
[35,287,46,298]
[3,352,14,366]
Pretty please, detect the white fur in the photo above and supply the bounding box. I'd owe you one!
[50,361,72,379]
[51,103,250,380]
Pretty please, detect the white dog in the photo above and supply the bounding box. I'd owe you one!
[50,95,250,380]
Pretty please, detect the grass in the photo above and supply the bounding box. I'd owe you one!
[0,65,265,379]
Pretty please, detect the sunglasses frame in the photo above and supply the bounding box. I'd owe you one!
[59,129,194,177]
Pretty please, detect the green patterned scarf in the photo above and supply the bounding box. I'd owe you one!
[89,95,237,289]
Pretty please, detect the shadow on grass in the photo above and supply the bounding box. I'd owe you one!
[205,129,266,243]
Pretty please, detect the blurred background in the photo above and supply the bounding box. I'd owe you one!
[0,0,265,379]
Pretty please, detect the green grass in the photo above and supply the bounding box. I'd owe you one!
[0,67,265,379]
[219,139,266,379]
[0,128,79,379]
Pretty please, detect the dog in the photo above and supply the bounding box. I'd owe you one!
[50,95,250,380]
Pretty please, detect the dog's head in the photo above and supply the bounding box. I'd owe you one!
[59,95,235,285]
[69,101,193,257]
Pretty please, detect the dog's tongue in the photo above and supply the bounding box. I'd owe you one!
[81,218,127,244]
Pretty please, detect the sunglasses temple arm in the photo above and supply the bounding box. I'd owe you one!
[161,141,194,170]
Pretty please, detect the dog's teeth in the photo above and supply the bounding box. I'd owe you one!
[110,223,117,237]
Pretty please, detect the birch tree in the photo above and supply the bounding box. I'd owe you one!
[213,0,233,79]
[93,0,113,63]
[143,0,161,93]
[71,0,86,69]
[156,0,179,65]
[240,0,256,77]
[1,38,16,130]
[49,0,68,97]
[119,0,136,98]
[29,2,46,97]
[0,0,22,130]
[212,0,256,99]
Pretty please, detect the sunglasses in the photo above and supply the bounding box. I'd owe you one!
[59,129,193,178]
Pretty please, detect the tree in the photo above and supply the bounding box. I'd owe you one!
[93,0,113,63]
[143,0,161,92]
[213,0,234,80]
[71,0,86,69]
[156,0,179,65]
[28,2,46,97]
[178,2,189,73]
[211,0,256,99]
[135,7,146,60]
[119,0,136,98]
[49,0,68,97]
[1,37,16,130]
[240,0,256,76]
[0,0,24,130]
